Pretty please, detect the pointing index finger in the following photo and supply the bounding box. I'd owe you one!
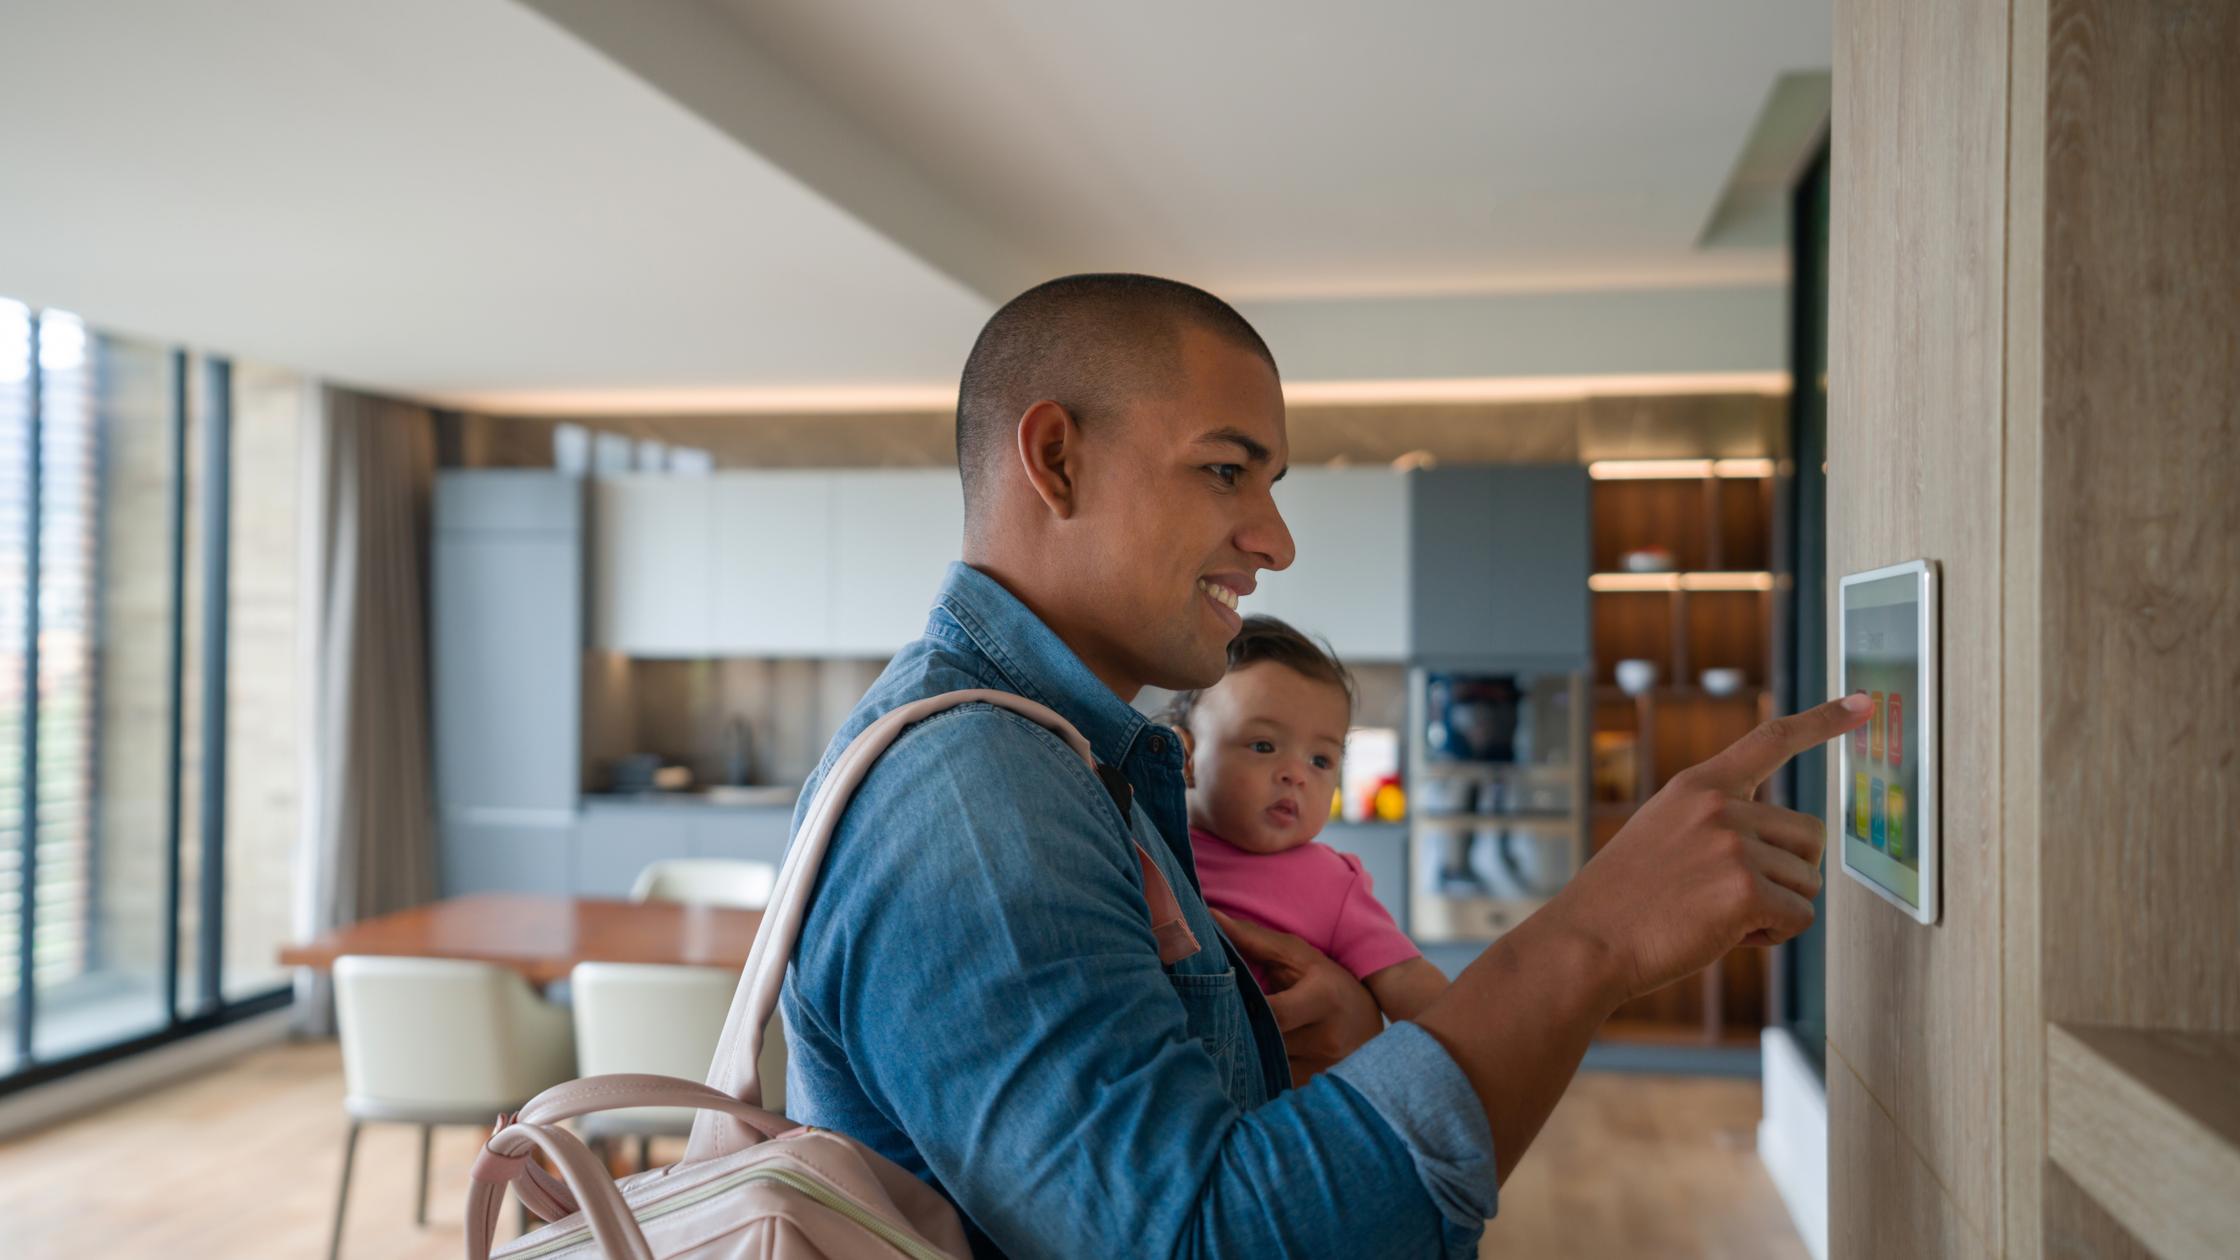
[1699,693,1874,791]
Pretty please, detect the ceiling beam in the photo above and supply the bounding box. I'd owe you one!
[510,0,1042,303]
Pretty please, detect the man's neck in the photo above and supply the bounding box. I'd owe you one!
[960,557,1144,704]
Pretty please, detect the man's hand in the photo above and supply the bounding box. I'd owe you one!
[1211,909,1383,1084]
[1547,692,1872,1002]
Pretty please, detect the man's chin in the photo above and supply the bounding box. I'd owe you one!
[1146,639,1232,692]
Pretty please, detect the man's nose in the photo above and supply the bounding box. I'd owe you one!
[1240,489,1296,573]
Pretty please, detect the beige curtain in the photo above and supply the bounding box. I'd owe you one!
[293,386,438,1032]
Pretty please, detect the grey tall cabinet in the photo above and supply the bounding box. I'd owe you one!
[1408,465,1591,668]
[432,471,583,895]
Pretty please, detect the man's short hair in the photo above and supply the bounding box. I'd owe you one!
[1162,614,1356,734]
[954,274,1277,511]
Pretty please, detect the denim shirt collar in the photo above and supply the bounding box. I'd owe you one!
[924,561,1165,771]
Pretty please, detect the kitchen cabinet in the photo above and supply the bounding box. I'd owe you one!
[709,472,837,655]
[688,808,795,867]
[1408,465,1590,667]
[433,472,582,816]
[432,471,584,895]
[1241,468,1410,660]
[591,475,713,656]
[441,819,574,897]
[828,470,964,655]
[573,802,795,898]
[573,808,696,899]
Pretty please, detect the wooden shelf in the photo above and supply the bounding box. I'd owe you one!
[1588,461,1780,1043]
[1593,684,1767,704]
[2048,1024,2240,1260]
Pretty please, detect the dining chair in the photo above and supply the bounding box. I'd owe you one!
[329,955,576,1260]
[628,857,777,908]
[569,961,787,1171]
[582,857,785,1171]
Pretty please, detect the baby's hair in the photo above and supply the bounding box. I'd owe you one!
[1163,614,1356,734]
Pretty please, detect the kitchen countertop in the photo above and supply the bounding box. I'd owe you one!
[581,791,799,812]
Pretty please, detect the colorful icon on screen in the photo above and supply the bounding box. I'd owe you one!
[1870,692,1885,761]
[1887,785,1908,862]
[1887,693,1903,767]
[1854,772,1870,837]
[1852,700,1870,757]
[1871,779,1887,850]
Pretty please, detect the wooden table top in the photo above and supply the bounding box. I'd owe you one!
[278,894,763,985]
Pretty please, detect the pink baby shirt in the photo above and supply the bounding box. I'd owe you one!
[1188,827,1421,990]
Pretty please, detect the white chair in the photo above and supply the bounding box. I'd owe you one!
[628,857,777,908]
[329,955,575,1260]
[577,857,785,1170]
[569,962,786,1169]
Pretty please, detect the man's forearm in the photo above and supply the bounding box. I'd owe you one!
[1409,909,1628,1183]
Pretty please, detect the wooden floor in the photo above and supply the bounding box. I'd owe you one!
[0,1040,1804,1258]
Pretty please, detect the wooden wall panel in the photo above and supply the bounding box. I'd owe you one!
[2036,0,2240,1035]
[1826,0,2013,1249]
[1829,1053,1996,1259]
[2000,0,2048,1251]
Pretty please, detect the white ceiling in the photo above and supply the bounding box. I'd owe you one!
[0,1,1827,409]
[0,0,989,398]
[700,0,1832,298]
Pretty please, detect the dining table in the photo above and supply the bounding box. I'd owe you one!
[278,892,763,985]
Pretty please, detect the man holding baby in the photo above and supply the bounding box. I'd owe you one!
[778,274,1867,1257]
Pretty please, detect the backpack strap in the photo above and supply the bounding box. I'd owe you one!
[684,689,1199,1163]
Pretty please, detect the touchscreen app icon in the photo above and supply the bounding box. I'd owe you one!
[1888,693,1903,767]
[1871,780,1887,850]
[1854,772,1870,838]
[1888,785,1908,861]
[1852,700,1870,757]
[1870,692,1885,761]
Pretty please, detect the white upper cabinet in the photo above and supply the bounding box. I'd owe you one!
[1239,467,1411,661]
[708,472,837,655]
[591,475,712,657]
[828,470,965,656]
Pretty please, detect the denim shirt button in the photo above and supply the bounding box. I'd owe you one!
[1148,734,1169,756]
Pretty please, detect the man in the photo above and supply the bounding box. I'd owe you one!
[776,275,1863,1257]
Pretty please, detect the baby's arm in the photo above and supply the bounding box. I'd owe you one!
[1364,957,1448,1023]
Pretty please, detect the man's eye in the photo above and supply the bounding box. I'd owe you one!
[1250,740,1275,754]
[1207,464,1244,487]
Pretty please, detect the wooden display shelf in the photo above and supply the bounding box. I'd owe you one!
[2048,1024,2240,1260]
[1588,458,1782,1045]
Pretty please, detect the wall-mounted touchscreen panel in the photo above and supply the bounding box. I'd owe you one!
[1837,560,1938,925]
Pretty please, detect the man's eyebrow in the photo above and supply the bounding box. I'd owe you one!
[1197,427,1273,464]
[1197,427,1286,481]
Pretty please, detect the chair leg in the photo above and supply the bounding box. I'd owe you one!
[415,1124,433,1226]
[329,1120,362,1260]
[637,1135,652,1172]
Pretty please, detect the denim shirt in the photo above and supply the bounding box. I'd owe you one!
[782,563,1498,1258]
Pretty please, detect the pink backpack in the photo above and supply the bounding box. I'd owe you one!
[462,689,1198,1259]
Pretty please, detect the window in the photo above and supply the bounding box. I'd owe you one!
[0,302,297,1089]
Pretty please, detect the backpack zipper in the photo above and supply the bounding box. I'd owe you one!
[506,1163,950,1260]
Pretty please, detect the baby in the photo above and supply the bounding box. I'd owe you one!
[1167,615,1448,1033]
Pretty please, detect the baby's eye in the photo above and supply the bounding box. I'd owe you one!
[1311,755,1334,770]
[1249,740,1276,754]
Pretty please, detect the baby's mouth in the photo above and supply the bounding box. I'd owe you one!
[1266,799,1300,826]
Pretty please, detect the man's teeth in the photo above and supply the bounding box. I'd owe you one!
[1198,580,1238,610]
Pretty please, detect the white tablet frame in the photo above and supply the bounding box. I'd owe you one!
[1836,558,1939,926]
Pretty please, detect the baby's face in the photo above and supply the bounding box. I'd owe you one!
[1183,661,1349,854]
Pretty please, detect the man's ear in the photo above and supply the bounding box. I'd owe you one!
[1177,726,1197,789]
[1015,399,1082,520]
